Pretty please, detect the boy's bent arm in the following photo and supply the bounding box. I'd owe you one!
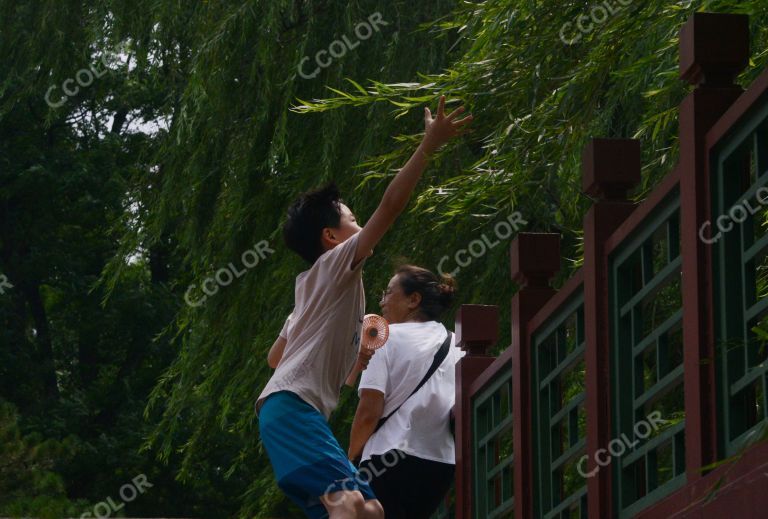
[354,96,472,266]
[267,336,287,369]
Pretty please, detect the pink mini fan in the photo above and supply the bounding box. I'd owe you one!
[361,313,389,350]
[345,314,389,387]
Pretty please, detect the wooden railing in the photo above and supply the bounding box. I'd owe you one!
[451,11,768,519]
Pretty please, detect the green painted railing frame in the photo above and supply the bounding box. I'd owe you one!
[609,190,687,518]
[531,289,588,519]
[472,370,515,519]
[711,98,768,458]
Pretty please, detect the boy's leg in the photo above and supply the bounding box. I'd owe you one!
[259,392,382,518]
[320,491,384,519]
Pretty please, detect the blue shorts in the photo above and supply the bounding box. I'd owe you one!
[258,391,377,518]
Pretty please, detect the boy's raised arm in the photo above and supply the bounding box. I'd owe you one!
[354,96,472,266]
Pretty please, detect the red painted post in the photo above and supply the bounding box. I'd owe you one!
[582,138,641,519]
[678,12,749,481]
[454,304,499,519]
[510,232,560,519]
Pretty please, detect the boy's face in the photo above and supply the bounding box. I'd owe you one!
[321,203,361,251]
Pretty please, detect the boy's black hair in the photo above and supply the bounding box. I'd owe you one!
[283,182,343,264]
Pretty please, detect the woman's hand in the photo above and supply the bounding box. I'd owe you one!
[345,346,376,387]
[422,95,473,154]
[356,346,375,371]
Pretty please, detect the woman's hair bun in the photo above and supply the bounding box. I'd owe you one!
[396,265,458,321]
[437,274,456,298]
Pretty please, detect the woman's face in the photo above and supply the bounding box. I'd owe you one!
[379,274,421,324]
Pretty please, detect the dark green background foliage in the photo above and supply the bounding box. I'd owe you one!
[1,0,767,517]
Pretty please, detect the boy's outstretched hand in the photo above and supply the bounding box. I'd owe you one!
[422,95,473,154]
[351,95,473,268]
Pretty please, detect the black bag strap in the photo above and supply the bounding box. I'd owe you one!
[374,331,453,433]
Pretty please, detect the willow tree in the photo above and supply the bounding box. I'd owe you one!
[103,0,768,517]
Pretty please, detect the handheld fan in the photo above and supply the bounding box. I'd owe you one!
[361,313,389,350]
[345,314,389,387]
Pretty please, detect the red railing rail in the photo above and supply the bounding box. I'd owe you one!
[580,138,641,518]
[511,233,561,517]
[454,304,500,518]
[676,13,748,487]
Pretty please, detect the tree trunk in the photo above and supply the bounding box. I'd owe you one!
[19,282,59,401]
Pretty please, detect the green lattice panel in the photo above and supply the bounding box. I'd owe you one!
[473,371,514,518]
[712,107,768,457]
[532,290,588,519]
[610,191,686,518]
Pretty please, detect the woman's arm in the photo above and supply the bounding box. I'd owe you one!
[267,336,287,369]
[348,389,385,462]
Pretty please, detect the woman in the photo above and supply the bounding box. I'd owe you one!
[348,265,463,519]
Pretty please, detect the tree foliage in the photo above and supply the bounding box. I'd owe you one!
[0,401,83,519]
[1,0,231,516]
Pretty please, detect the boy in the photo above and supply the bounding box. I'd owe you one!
[256,96,472,518]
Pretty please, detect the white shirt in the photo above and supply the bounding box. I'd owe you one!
[257,232,369,419]
[358,321,465,464]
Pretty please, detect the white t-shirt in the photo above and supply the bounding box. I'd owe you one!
[358,321,465,464]
[256,232,370,419]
